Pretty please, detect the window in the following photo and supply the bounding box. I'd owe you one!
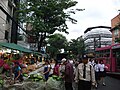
[114,28,119,36]
[116,52,120,69]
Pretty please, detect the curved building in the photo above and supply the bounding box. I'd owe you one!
[84,26,112,53]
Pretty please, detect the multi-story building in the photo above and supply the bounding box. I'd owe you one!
[0,0,30,48]
[0,0,17,43]
[84,26,112,54]
[111,14,120,44]
[0,0,12,42]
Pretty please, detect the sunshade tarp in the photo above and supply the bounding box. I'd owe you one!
[0,42,32,53]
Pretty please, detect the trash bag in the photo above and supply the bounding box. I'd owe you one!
[45,77,65,90]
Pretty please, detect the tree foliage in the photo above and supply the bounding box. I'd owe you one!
[47,35,85,59]
[47,33,68,58]
[67,36,85,59]
[17,0,78,51]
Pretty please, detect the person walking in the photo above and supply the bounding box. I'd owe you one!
[98,60,107,86]
[94,60,100,88]
[53,60,60,76]
[75,55,95,90]
[62,58,74,90]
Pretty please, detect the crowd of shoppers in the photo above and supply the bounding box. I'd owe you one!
[0,53,108,89]
[42,54,108,90]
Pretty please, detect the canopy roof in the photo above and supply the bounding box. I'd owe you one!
[0,42,32,53]
[33,51,42,56]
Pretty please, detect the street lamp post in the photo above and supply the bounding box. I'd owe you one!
[93,35,101,51]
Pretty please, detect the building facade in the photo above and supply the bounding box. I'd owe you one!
[0,0,30,48]
[110,14,120,71]
[111,14,120,44]
[0,0,12,42]
[0,0,17,43]
[84,26,112,53]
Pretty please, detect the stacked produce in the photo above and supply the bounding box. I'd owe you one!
[28,73,44,81]
[22,73,45,82]
[22,73,45,90]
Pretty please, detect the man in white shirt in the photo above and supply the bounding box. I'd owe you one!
[75,55,95,90]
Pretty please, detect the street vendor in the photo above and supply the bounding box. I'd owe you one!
[13,62,23,83]
[43,60,51,81]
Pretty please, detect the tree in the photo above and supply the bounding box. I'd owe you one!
[67,36,85,59]
[47,33,68,58]
[17,0,78,51]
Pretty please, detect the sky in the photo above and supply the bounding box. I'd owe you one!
[56,0,120,41]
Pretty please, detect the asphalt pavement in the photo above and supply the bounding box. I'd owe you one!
[92,76,120,90]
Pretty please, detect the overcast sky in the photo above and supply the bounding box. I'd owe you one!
[56,0,120,41]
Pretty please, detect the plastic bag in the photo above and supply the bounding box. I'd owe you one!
[23,81,45,90]
[3,83,23,90]
[45,77,65,90]
[3,81,45,90]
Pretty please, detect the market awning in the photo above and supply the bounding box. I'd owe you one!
[33,51,42,56]
[0,42,32,53]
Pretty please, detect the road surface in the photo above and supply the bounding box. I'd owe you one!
[92,76,120,90]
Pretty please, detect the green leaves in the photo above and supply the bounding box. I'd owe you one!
[47,33,68,58]
[67,36,85,57]
[18,0,78,33]
[17,0,78,51]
